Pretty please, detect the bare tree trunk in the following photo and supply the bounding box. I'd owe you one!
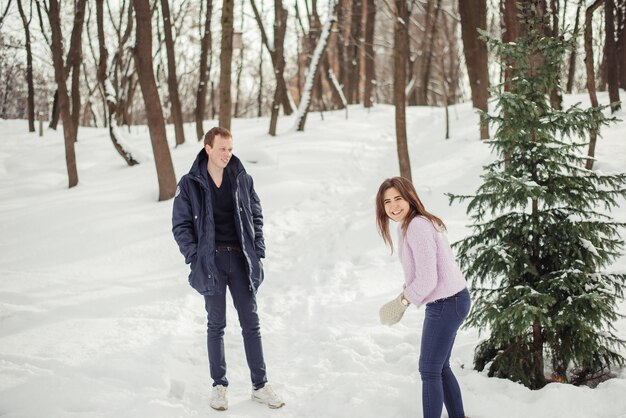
[161,0,186,144]
[584,0,604,170]
[335,0,347,94]
[0,0,13,29]
[96,0,139,165]
[408,0,433,105]
[250,0,294,115]
[49,90,59,129]
[502,0,521,85]
[233,0,244,117]
[16,0,35,132]
[617,0,626,89]
[548,0,562,110]
[196,0,213,140]
[47,0,78,187]
[346,0,362,104]
[269,0,288,136]
[459,0,489,139]
[295,2,338,131]
[606,0,622,111]
[394,0,412,181]
[132,0,177,201]
[257,39,263,117]
[566,0,584,93]
[218,0,234,130]
[363,0,376,108]
[417,0,441,106]
[64,0,87,142]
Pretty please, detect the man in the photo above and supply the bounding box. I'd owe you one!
[172,127,284,411]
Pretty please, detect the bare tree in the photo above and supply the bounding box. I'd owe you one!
[584,0,604,170]
[269,0,288,136]
[417,0,442,106]
[394,0,412,181]
[96,0,139,165]
[218,0,234,130]
[363,0,376,108]
[16,0,35,132]
[566,0,584,93]
[195,0,213,140]
[459,0,489,139]
[0,0,13,29]
[46,0,79,187]
[294,1,338,131]
[63,0,87,142]
[250,0,294,115]
[616,0,626,90]
[606,0,622,111]
[132,0,177,201]
[233,0,244,118]
[346,0,362,104]
[161,0,186,144]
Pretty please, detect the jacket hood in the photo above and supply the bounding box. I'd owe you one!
[188,148,246,185]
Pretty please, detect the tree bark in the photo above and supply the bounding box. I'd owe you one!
[548,0,562,110]
[566,0,584,93]
[49,90,59,129]
[64,0,87,142]
[250,0,294,115]
[195,0,213,140]
[363,0,376,108]
[584,0,604,170]
[617,0,626,89]
[47,0,78,187]
[269,0,288,136]
[132,0,177,201]
[394,0,412,181]
[96,0,139,166]
[459,0,489,139]
[346,0,362,104]
[295,2,338,131]
[606,0,622,111]
[0,0,13,29]
[419,0,442,105]
[16,0,35,132]
[218,0,234,130]
[161,0,186,144]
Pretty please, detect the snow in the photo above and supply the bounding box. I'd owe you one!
[1,93,626,418]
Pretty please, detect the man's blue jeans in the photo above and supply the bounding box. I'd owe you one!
[203,247,267,389]
[419,288,470,418]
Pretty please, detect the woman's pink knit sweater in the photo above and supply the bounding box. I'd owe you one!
[398,216,467,306]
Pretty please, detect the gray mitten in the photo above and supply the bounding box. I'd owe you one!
[379,292,410,326]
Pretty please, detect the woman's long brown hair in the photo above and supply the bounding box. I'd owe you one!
[375,177,446,253]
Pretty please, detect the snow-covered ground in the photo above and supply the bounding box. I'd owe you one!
[1,95,625,418]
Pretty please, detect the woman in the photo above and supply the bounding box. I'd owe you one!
[376,176,470,418]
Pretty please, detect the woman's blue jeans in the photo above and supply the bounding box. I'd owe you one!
[203,248,267,389]
[419,288,470,418]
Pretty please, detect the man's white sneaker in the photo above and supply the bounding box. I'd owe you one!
[210,385,228,411]
[251,384,285,409]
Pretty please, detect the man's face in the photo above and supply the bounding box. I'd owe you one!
[205,134,233,170]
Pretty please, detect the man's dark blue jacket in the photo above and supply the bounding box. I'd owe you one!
[172,149,265,295]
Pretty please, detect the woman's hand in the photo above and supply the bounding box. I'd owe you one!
[379,292,410,326]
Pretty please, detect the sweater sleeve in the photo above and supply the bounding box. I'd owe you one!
[403,218,438,306]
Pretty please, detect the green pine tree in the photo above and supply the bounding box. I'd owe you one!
[449,10,626,389]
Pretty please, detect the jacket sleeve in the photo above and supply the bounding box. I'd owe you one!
[403,218,438,306]
[172,178,197,264]
[248,176,266,258]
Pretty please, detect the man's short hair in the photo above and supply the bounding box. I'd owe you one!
[204,127,232,146]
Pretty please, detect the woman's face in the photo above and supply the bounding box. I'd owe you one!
[382,187,410,223]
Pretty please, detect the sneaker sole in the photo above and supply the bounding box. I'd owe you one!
[210,405,228,411]
[252,397,285,409]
